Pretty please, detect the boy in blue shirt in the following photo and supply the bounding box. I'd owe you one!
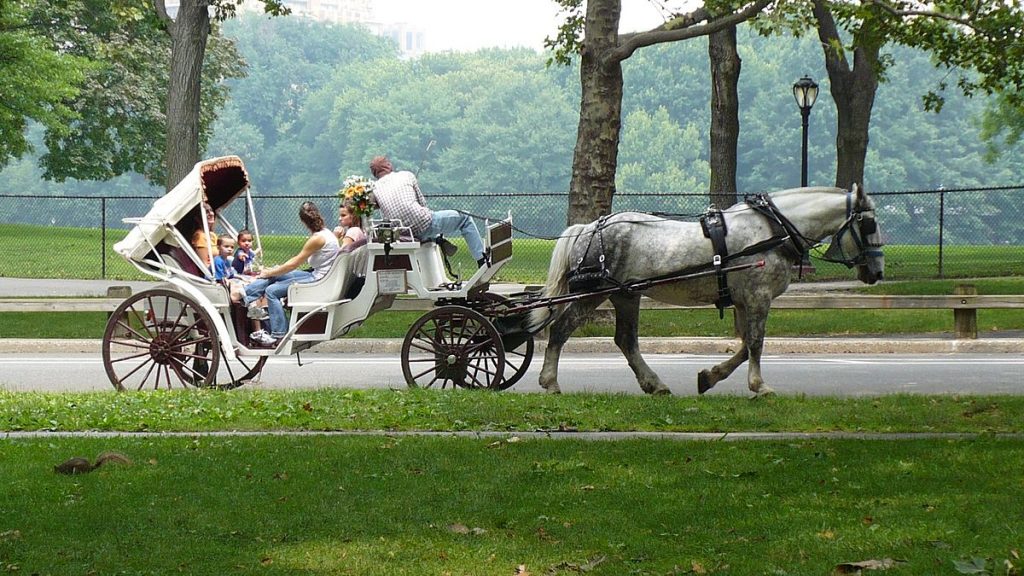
[213,236,236,281]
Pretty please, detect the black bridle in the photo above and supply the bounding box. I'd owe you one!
[745,189,883,268]
[817,191,884,268]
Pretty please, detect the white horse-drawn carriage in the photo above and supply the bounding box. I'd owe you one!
[103,156,529,391]
[106,155,885,396]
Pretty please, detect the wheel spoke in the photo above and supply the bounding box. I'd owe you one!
[116,356,155,384]
[410,365,438,381]
[136,360,158,390]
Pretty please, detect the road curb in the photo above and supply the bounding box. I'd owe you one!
[2,337,1023,355]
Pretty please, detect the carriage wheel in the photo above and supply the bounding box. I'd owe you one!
[496,337,534,390]
[102,289,220,391]
[469,292,535,390]
[220,356,268,389]
[401,305,505,390]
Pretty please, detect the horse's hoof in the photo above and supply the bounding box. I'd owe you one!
[542,386,562,395]
[652,387,672,396]
[750,388,776,399]
[697,371,713,395]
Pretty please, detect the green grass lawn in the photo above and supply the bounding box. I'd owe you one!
[3,389,1022,433]
[3,222,1024,282]
[1,434,1021,575]
[2,385,1022,575]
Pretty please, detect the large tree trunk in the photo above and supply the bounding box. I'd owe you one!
[163,0,210,192]
[813,0,880,191]
[708,24,740,209]
[566,0,623,225]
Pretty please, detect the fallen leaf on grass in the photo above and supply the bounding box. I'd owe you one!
[953,557,991,574]
[0,530,21,542]
[514,564,530,575]
[833,558,905,574]
[546,555,606,573]
[447,523,486,535]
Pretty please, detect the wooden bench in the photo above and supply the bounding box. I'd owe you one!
[3,287,1022,340]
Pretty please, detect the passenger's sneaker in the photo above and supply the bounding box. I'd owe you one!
[249,329,277,347]
[247,301,269,320]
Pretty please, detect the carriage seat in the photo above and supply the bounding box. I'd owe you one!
[287,245,368,306]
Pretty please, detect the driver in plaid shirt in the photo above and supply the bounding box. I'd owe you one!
[370,155,488,268]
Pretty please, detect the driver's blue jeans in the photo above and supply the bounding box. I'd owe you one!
[421,210,485,261]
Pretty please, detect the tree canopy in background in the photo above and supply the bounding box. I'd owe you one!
[3,14,1021,204]
[0,0,89,169]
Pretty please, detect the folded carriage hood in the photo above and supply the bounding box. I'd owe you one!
[114,156,250,262]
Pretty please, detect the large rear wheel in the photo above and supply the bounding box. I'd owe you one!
[102,289,220,391]
[469,292,534,390]
[401,305,505,389]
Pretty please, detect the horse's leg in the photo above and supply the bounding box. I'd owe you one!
[537,297,603,394]
[697,307,749,394]
[741,304,773,396]
[609,293,669,395]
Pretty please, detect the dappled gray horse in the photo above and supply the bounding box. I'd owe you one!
[527,185,885,395]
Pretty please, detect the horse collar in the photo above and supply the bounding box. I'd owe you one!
[567,214,614,292]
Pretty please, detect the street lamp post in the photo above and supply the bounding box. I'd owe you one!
[792,76,819,274]
[792,76,818,187]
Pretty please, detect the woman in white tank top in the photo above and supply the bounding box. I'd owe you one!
[243,202,339,344]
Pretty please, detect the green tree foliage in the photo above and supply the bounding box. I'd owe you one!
[980,90,1024,161]
[3,17,1022,206]
[1,0,244,186]
[0,0,89,168]
[616,107,708,194]
[207,13,396,190]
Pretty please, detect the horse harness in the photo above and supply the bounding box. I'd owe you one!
[563,189,884,319]
[565,195,800,318]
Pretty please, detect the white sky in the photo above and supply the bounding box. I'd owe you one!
[372,0,678,52]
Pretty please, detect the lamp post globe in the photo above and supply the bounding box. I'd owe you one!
[793,76,818,187]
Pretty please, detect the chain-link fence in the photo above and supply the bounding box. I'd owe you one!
[2,186,1022,282]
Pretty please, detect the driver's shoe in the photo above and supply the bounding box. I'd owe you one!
[437,237,458,257]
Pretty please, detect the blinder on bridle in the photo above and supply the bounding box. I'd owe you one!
[819,205,884,268]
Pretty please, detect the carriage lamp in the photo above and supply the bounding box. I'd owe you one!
[792,76,819,188]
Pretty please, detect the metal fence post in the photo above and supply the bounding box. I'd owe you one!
[937,186,945,278]
[101,197,107,279]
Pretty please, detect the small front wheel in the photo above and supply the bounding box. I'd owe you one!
[401,305,505,389]
[102,289,220,391]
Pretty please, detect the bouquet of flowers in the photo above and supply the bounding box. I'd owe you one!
[339,174,375,218]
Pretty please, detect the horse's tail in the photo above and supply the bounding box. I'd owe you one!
[526,224,586,334]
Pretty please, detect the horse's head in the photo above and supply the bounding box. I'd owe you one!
[821,184,884,284]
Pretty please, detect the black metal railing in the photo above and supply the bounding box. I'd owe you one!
[2,186,1022,282]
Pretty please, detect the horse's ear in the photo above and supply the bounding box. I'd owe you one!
[852,183,867,204]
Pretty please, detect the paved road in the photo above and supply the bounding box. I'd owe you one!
[3,352,1022,395]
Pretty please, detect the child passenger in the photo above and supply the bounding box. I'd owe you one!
[213,236,236,281]
[232,229,260,275]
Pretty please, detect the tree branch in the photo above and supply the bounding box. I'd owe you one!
[153,0,174,31]
[865,0,981,31]
[606,0,773,65]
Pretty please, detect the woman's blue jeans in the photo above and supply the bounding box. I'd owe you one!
[243,270,314,337]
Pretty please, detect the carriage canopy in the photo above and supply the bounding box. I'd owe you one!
[114,156,250,262]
